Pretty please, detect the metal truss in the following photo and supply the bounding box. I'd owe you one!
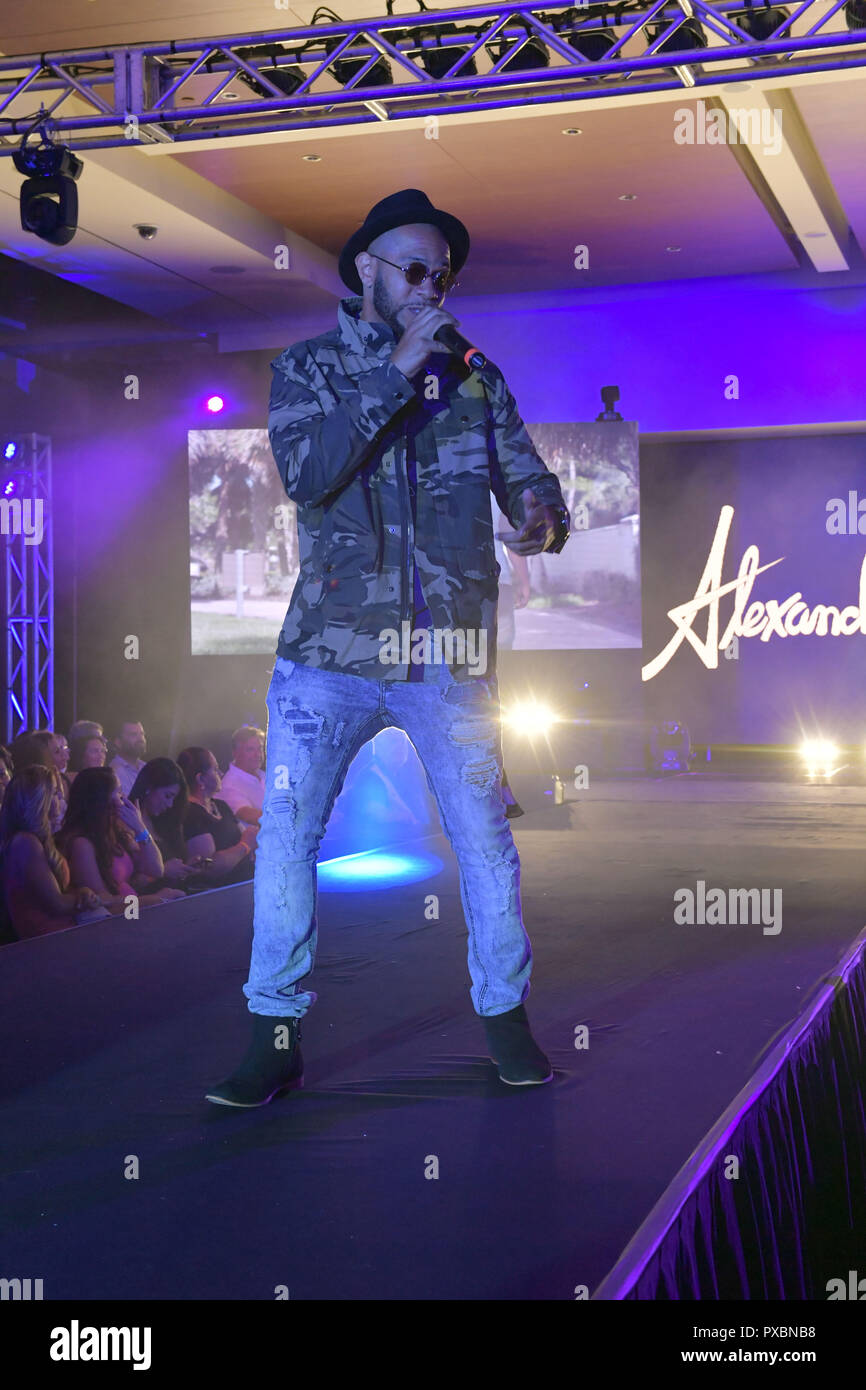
[0,0,864,152]
[3,435,54,741]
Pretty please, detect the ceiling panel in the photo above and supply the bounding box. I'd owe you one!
[172,102,796,294]
[794,82,866,254]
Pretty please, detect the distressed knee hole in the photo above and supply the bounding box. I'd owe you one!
[459,753,501,797]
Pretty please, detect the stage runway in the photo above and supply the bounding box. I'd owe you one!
[1,777,864,1300]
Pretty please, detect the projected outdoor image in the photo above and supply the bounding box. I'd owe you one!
[189,428,298,655]
[189,421,640,655]
[514,418,640,651]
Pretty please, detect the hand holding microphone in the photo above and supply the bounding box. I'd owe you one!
[390,305,490,376]
[390,306,460,378]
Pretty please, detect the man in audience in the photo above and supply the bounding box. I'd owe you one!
[219,725,266,828]
[110,720,147,798]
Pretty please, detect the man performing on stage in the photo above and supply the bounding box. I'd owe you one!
[205,188,571,1107]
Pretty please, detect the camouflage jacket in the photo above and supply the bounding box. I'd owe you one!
[268,294,567,682]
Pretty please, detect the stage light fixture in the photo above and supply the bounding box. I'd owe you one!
[312,6,393,89]
[486,19,550,73]
[503,700,561,736]
[845,0,866,28]
[799,738,840,779]
[386,0,479,79]
[1,469,28,498]
[647,16,708,55]
[205,395,225,414]
[730,0,790,39]
[596,384,623,422]
[13,134,83,247]
[569,28,618,62]
[234,44,307,98]
[648,719,691,773]
[4,442,17,460]
[555,5,619,63]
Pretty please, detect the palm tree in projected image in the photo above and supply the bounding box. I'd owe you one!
[188,428,298,599]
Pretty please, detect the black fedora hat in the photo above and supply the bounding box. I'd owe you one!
[339,188,470,294]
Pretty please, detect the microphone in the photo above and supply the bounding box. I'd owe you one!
[434,323,487,372]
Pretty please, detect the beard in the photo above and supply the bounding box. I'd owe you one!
[372,270,408,340]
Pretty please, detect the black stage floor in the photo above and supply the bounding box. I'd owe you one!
[2,777,865,1300]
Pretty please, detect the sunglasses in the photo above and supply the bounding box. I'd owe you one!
[368,254,458,296]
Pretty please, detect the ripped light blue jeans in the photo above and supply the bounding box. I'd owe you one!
[243,656,532,1019]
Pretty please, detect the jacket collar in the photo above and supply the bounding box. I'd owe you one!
[338,295,396,359]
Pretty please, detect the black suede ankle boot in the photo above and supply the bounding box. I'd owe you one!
[205,1014,304,1107]
[482,1003,552,1085]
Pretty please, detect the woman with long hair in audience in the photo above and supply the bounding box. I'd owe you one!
[129,758,201,888]
[0,765,106,942]
[67,732,108,784]
[10,729,55,773]
[176,746,257,884]
[55,766,185,911]
[49,730,72,803]
[9,730,70,821]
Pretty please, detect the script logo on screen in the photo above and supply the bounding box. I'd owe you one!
[642,504,866,682]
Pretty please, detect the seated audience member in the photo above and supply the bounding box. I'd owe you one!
[8,731,68,821]
[49,731,72,803]
[68,720,104,742]
[219,725,266,828]
[56,767,184,912]
[176,746,257,884]
[129,759,199,886]
[0,745,13,813]
[68,732,108,783]
[0,765,106,942]
[110,720,148,798]
[10,729,56,773]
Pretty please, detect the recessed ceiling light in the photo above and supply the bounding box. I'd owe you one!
[618,193,637,201]
[303,153,322,162]
[666,245,681,252]
[562,127,582,135]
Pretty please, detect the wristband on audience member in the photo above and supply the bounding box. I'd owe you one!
[134,829,151,843]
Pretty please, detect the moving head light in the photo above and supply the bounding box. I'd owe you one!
[13,138,83,246]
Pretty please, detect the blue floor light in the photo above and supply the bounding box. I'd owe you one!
[317,846,443,891]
